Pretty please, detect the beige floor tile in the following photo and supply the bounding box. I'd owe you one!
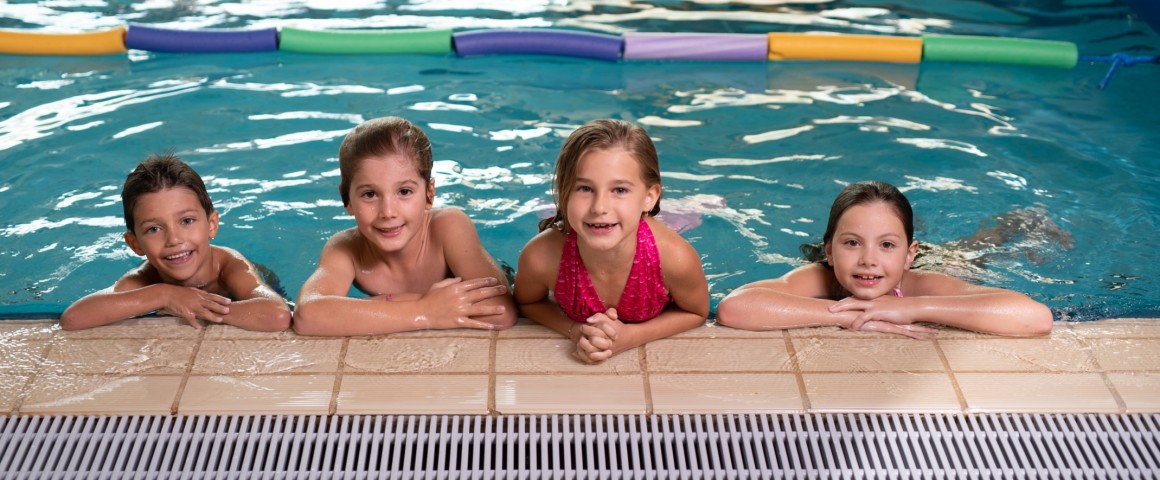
[802,373,961,413]
[0,373,30,413]
[202,324,298,340]
[496,318,559,339]
[179,375,334,415]
[20,374,181,415]
[1107,373,1160,413]
[54,316,200,339]
[648,338,791,373]
[0,321,56,340]
[939,337,1098,373]
[193,338,342,375]
[385,329,492,339]
[793,338,943,373]
[496,338,640,374]
[337,374,489,415]
[0,334,51,377]
[44,338,195,375]
[1068,318,1160,338]
[955,373,1119,413]
[649,373,803,414]
[345,337,489,374]
[1088,338,1160,371]
[495,374,646,414]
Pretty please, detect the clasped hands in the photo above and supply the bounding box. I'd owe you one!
[828,295,937,339]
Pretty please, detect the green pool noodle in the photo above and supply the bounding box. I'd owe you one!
[279,27,452,54]
[922,34,1077,68]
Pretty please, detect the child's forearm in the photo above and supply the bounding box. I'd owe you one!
[222,297,291,332]
[613,307,705,355]
[911,293,1053,336]
[519,300,579,339]
[716,287,857,330]
[293,295,429,336]
[60,285,174,330]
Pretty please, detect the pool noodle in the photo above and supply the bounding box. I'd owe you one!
[768,33,923,63]
[922,35,1078,68]
[623,33,767,61]
[126,24,277,53]
[0,26,126,55]
[279,27,452,54]
[452,29,622,62]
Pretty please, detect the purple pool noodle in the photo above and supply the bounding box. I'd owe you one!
[623,33,767,61]
[126,24,277,53]
[452,29,622,61]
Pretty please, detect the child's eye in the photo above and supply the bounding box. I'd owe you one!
[882,241,896,249]
[843,239,859,247]
[576,185,593,193]
[399,188,413,196]
[181,217,196,225]
[613,187,629,195]
[360,190,376,199]
[145,226,161,234]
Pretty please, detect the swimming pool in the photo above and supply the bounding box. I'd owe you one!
[1,1,1158,321]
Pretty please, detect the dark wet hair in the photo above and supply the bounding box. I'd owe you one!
[539,119,662,232]
[801,181,914,263]
[338,116,433,206]
[121,153,214,232]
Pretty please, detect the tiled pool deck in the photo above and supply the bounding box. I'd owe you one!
[1,317,1158,417]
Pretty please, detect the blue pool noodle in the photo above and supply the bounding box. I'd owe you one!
[125,24,278,53]
[452,29,622,61]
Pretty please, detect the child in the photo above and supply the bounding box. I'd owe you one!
[293,116,516,335]
[514,119,710,364]
[60,154,291,331]
[716,181,1054,337]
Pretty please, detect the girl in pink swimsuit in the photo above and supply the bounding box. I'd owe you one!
[514,120,710,364]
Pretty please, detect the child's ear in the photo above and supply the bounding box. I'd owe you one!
[426,179,436,208]
[124,231,145,256]
[644,184,661,212]
[905,240,919,269]
[208,210,220,240]
[823,242,833,266]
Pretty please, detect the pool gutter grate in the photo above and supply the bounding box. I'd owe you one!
[1,413,1157,476]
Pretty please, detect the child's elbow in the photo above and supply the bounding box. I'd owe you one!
[291,303,324,336]
[1025,303,1055,336]
[58,311,84,331]
[258,307,292,332]
[714,295,742,328]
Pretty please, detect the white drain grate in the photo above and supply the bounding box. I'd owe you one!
[1,414,1157,477]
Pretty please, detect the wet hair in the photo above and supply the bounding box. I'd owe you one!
[121,153,214,232]
[801,181,915,263]
[338,116,433,206]
[538,119,662,232]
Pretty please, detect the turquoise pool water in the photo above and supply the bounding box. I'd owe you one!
[1,1,1158,320]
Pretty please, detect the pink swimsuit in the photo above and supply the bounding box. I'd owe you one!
[554,218,671,323]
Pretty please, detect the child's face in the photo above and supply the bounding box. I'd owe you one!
[124,187,219,287]
[565,147,660,252]
[345,154,434,255]
[824,201,918,300]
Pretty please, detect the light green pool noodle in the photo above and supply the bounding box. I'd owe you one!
[922,34,1077,68]
[279,27,452,54]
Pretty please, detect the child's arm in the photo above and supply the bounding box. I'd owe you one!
[715,264,933,338]
[293,234,507,336]
[573,229,710,363]
[829,270,1053,336]
[59,271,230,330]
[436,208,517,329]
[513,230,579,339]
[216,247,291,332]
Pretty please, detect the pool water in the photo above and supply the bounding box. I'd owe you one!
[1,1,1158,321]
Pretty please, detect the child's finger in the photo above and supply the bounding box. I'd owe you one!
[458,319,497,330]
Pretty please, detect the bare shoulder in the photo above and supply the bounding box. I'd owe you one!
[429,206,478,238]
[759,262,838,299]
[904,269,986,296]
[517,228,565,276]
[646,217,701,273]
[113,262,158,291]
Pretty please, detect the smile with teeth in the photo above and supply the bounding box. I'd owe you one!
[375,225,404,236]
[586,222,618,232]
[164,251,193,264]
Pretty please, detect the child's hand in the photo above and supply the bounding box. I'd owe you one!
[160,285,231,329]
[828,297,937,339]
[573,308,622,364]
[420,277,509,330]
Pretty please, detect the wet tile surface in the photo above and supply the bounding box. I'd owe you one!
[2,318,1157,415]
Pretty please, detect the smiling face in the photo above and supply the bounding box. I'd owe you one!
[824,201,919,300]
[345,154,434,256]
[564,147,660,252]
[124,187,219,287]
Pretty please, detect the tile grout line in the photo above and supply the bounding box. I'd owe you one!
[931,337,969,414]
[1072,329,1128,413]
[171,326,207,415]
[488,330,498,415]
[10,329,58,415]
[783,330,810,412]
[329,338,349,416]
[640,344,653,416]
